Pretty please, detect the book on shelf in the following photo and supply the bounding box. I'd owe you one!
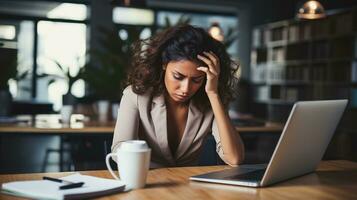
[267,63,285,82]
[302,66,309,81]
[271,27,286,41]
[251,50,257,65]
[334,13,353,35]
[255,86,269,101]
[288,66,310,82]
[312,19,329,39]
[1,173,125,200]
[264,29,270,46]
[331,37,354,58]
[312,65,327,81]
[312,41,329,59]
[251,63,267,83]
[288,25,299,42]
[329,65,350,82]
[285,88,299,102]
[299,23,311,40]
[253,28,262,48]
[271,48,285,62]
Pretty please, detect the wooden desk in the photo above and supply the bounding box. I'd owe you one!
[1,160,356,200]
[0,115,114,134]
[0,115,283,134]
[236,122,283,133]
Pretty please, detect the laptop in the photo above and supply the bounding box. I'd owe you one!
[190,100,348,187]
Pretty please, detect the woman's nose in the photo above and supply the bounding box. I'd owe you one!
[180,80,190,94]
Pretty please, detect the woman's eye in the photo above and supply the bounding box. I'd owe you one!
[173,75,183,80]
[192,78,203,84]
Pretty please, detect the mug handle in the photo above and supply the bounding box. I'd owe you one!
[105,153,120,180]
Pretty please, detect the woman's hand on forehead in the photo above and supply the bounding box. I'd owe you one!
[196,51,220,95]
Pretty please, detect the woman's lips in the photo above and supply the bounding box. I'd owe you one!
[175,94,189,100]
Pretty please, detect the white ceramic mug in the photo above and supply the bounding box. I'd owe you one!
[97,100,109,123]
[60,105,73,124]
[105,140,151,190]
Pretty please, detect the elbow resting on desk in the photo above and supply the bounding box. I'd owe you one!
[227,156,245,166]
[224,150,245,166]
[221,137,245,166]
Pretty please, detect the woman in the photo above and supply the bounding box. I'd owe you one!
[111,24,244,168]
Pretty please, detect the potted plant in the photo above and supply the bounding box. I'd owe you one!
[39,58,85,106]
[82,26,144,101]
[161,15,191,30]
[36,58,84,124]
[81,16,193,102]
[79,26,146,122]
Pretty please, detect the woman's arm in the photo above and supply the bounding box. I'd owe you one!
[208,93,245,165]
[111,86,140,153]
[197,52,244,165]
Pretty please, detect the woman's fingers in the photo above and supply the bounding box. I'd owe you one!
[209,51,219,62]
[197,54,213,66]
[197,66,210,74]
[206,51,220,74]
[203,52,218,66]
[197,66,212,77]
[197,54,218,75]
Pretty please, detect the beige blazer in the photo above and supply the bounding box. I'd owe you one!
[111,86,227,168]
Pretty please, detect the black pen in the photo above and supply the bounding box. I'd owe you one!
[59,182,85,190]
[43,176,64,183]
[43,176,85,190]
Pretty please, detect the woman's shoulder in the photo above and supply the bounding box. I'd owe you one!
[123,85,153,100]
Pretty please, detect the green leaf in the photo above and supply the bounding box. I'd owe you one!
[52,60,66,74]
[164,16,171,28]
[47,78,57,86]
[223,27,237,49]
[177,15,191,25]
[14,70,29,81]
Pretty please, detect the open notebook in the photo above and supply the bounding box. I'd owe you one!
[1,173,125,200]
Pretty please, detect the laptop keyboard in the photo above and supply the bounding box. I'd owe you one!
[224,169,265,181]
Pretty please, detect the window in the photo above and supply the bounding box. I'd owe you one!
[47,3,87,20]
[113,7,154,41]
[113,7,154,25]
[0,2,88,111]
[37,21,86,110]
[0,20,34,100]
[156,11,239,57]
[0,25,16,40]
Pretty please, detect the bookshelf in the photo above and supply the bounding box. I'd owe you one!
[250,9,357,122]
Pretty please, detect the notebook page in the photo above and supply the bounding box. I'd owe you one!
[1,173,125,200]
[60,173,126,195]
[2,180,64,199]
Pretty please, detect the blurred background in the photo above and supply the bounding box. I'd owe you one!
[1,0,357,173]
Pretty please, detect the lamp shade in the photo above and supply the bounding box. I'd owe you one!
[208,22,224,42]
[297,0,326,20]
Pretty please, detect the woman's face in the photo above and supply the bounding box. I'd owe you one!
[164,60,205,103]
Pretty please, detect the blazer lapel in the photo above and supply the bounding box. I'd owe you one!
[150,94,175,164]
[175,100,203,160]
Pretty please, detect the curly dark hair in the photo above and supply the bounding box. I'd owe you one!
[126,24,239,111]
